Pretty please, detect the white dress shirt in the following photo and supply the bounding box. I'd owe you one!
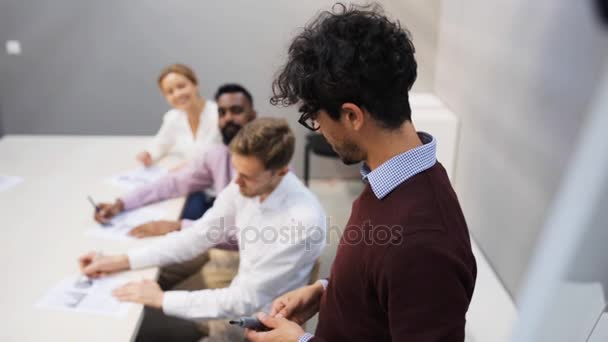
[127,172,327,320]
[147,100,222,161]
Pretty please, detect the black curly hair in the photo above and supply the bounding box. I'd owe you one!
[215,83,254,105]
[271,3,417,130]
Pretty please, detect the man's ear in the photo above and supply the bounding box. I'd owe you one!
[275,165,289,177]
[340,103,365,131]
[250,110,258,120]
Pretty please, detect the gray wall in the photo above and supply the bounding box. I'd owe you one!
[0,0,439,178]
[0,100,4,137]
[0,1,6,138]
[435,0,608,297]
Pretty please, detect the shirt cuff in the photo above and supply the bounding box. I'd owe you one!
[162,290,192,318]
[298,333,315,342]
[127,247,158,269]
[162,289,221,320]
[147,147,164,162]
[317,278,329,291]
[180,219,194,230]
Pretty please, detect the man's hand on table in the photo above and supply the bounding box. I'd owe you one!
[128,220,181,238]
[112,279,164,309]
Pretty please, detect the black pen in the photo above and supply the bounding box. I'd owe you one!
[229,317,270,332]
[88,196,112,227]
[87,195,100,212]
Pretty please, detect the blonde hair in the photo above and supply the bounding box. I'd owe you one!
[230,118,295,170]
[157,63,198,87]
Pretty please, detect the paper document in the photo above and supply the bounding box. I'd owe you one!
[105,166,167,190]
[0,175,23,192]
[36,274,133,317]
[86,207,166,241]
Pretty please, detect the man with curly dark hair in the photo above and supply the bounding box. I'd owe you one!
[246,3,477,342]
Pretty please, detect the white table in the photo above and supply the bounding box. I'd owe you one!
[0,135,184,341]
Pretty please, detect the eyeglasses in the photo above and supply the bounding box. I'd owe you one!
[298,111,320,131]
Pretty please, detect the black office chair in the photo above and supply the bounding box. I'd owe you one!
[303,133,339,186]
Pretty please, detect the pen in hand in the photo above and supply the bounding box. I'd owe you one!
[78,251,104,284]
[87,195,100,212]
[88,195,112,227]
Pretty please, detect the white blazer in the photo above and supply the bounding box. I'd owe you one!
[147,100,222,161]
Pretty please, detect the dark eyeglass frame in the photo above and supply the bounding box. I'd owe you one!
[298,111,320,131]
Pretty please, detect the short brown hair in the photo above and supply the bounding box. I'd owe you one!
[157,63,198,87]
[229,118,295,170]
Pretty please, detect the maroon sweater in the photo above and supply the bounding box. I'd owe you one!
[313,163,476,342]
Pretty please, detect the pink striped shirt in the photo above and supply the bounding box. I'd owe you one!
[121,144,233,211]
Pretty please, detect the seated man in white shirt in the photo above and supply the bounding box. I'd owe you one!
[78,118,327,342]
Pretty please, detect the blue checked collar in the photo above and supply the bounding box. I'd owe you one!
[360,132,437,199]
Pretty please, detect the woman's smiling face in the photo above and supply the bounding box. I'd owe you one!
[159,72,199,110]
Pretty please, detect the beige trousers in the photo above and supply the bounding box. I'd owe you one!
[136,248,243,342]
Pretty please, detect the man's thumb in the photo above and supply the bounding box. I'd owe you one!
[257,312,281,329]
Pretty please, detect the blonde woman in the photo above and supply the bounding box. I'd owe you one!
[136,64,221,166]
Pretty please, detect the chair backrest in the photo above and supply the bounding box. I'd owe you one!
[301,258,322,331]
[307,133,339,157]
